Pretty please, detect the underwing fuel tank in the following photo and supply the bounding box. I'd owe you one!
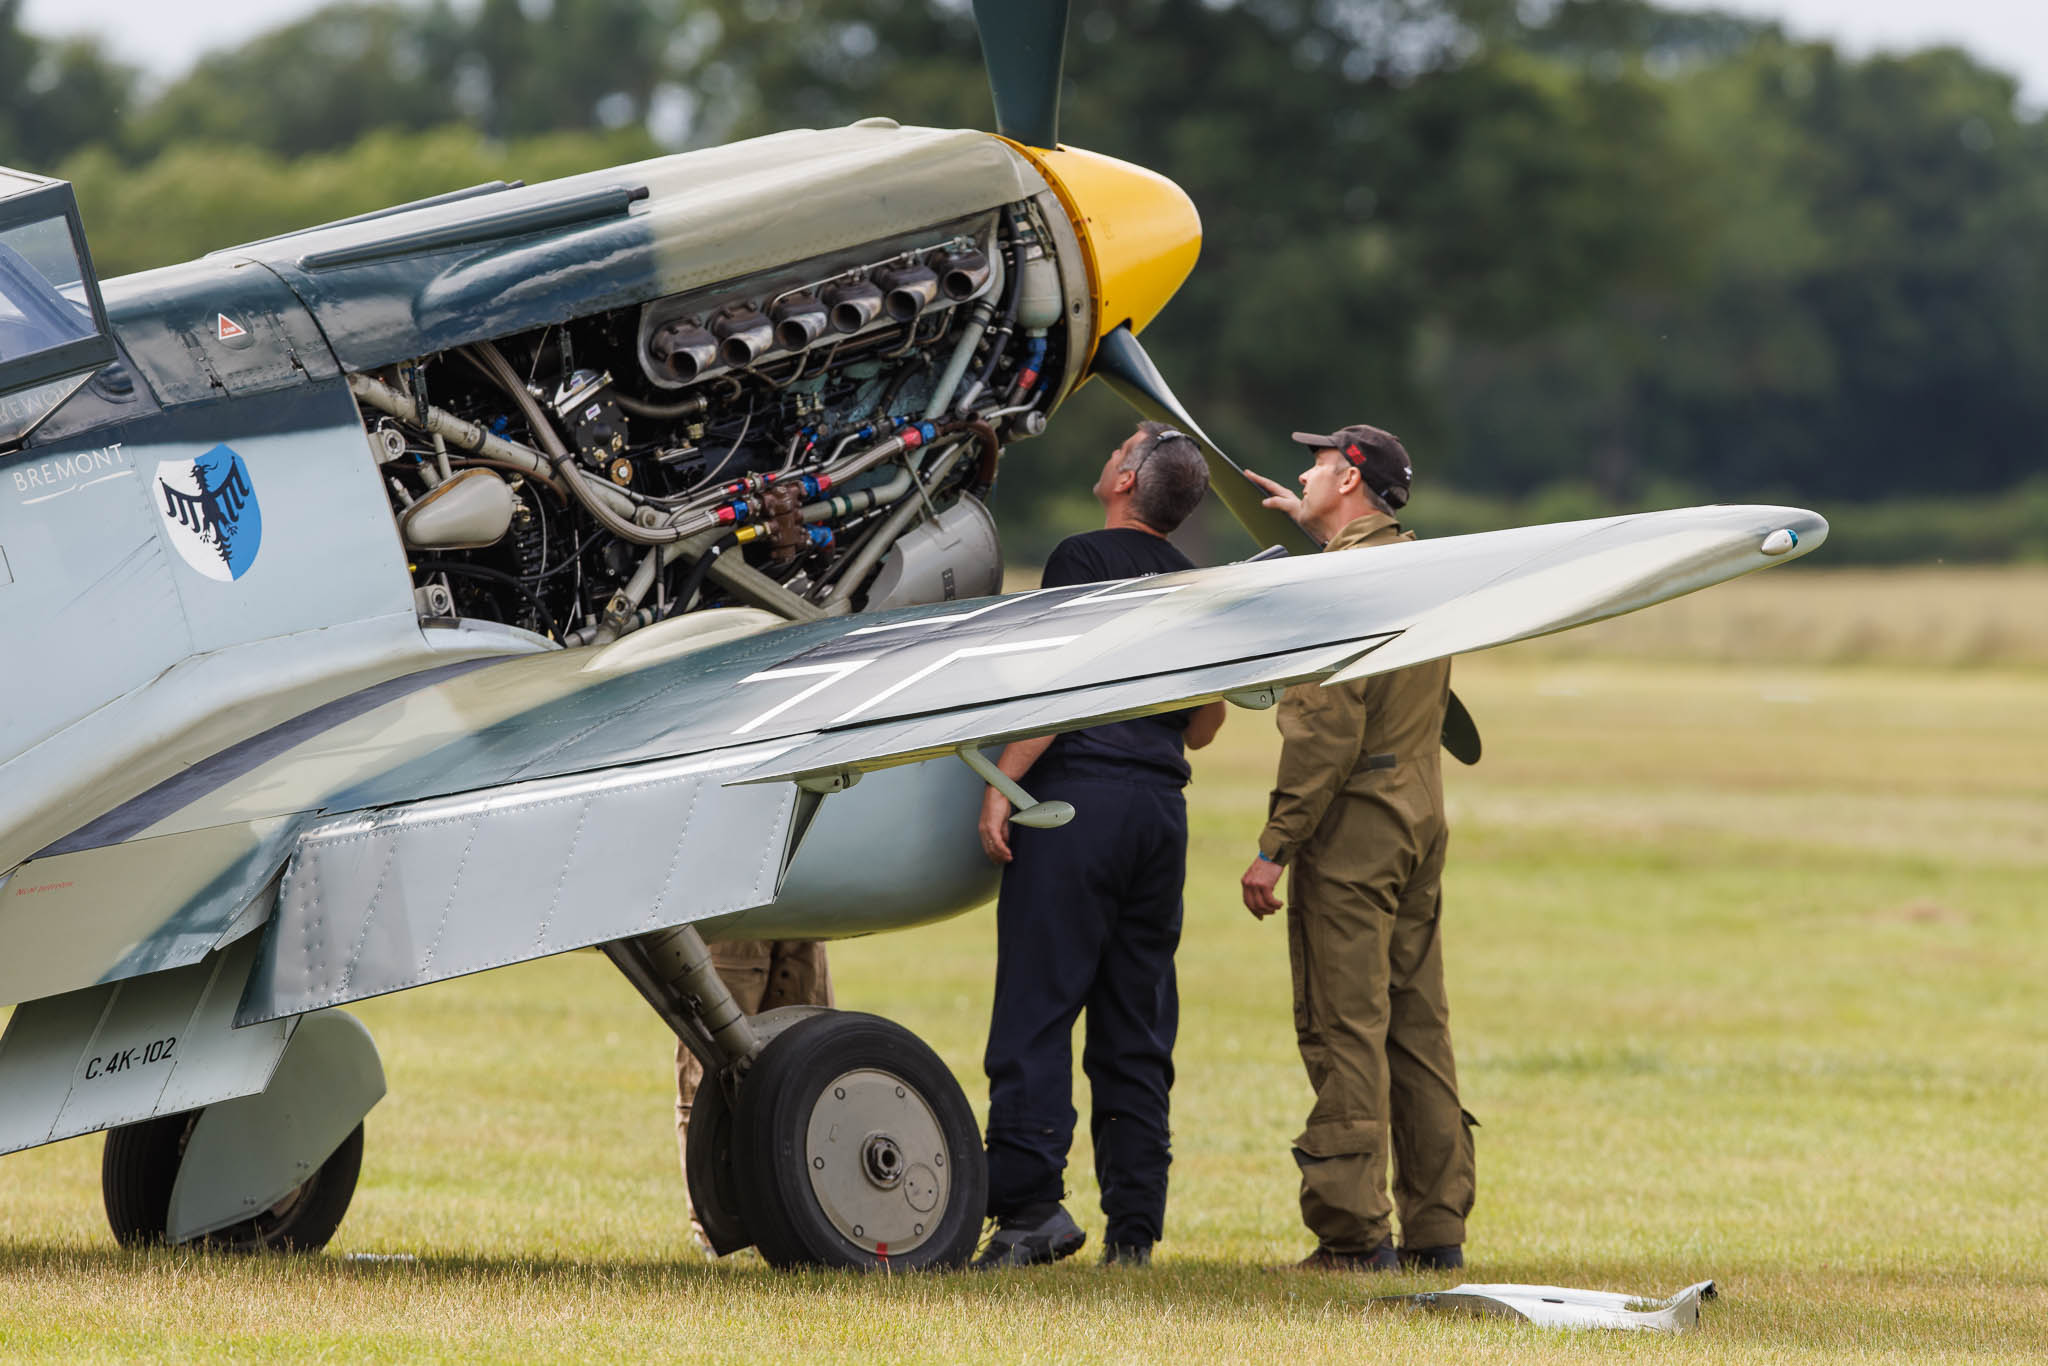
[737,755,1000,941]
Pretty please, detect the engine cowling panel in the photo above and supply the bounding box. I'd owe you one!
[355,201,1072,645]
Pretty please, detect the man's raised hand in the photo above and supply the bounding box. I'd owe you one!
[1243,469,1303,523]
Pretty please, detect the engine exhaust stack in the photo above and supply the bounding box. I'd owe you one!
[714,309,776,367]
[772,294,830,350]
[877,263,940,322]
[650,321,719,382]
[935,247,991,301]
[824,279,885,334]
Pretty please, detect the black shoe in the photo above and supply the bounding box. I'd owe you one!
[1279,1240,1399,1273]
[972,1205,1087,1269]
[1101,1243,1152,1267]
[1399,1243,1464,1270]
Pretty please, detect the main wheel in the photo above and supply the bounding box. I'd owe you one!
[684,1076,753,1257]
[731,1011,986,1270]
[102,1114,190,1247]
[101,1113,363,1253]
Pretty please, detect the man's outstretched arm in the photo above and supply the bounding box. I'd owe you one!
[977,735,1056,864]
[1184,700,1227,750]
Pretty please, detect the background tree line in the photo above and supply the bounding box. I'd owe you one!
[4,0,2044,561]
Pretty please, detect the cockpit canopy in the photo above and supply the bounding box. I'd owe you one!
[0,167,115,446]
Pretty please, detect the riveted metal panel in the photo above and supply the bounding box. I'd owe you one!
[0,985,104,1153]
[237,749,800,1025]
[252,125,1046,371]
[98,256,336,407]
[0,816,302,1009]
[0,932,293,1155]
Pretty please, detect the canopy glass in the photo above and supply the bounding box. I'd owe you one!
[0,168,115,445]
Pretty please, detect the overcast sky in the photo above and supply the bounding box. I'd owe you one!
[23,0,2048,105]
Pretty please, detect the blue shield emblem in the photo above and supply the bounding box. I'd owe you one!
[155,444,263,582]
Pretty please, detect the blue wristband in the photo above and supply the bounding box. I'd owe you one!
[1256,850,1278,863]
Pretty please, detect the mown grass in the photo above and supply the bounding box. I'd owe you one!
[1503,565,2048,669]
[3,577,2045,1361]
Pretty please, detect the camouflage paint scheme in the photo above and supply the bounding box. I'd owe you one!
[0,123,1825,1176]
[0,124,1079,1011]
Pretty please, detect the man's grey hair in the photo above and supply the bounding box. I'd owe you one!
[1122,420,1209,533]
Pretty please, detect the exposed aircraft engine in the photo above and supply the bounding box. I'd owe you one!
[352,202,1068,644]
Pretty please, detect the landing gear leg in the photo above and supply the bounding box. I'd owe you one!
[605,924,763,1256]
[604,924,986,1269]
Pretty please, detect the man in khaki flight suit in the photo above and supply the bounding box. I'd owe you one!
[674,940,832,1252]
[1239,424,1475,1273]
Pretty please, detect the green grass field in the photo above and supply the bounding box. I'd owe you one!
[3,575,2045,1361]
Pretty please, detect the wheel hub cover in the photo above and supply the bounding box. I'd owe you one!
[803,1068,949,1254]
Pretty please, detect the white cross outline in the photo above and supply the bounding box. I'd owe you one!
[827,635,1080,726]
[1047,579,1188,611]
[845,589,1058,637]
[846,577,1184,641]
[733,658,878,734]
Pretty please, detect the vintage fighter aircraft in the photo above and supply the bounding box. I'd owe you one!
[0,2,1825,1269]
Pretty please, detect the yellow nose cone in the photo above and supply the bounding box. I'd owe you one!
[1006,141,1202,343]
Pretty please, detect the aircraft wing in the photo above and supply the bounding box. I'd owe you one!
[1,504,1822,1025]
[734,503,1821,785]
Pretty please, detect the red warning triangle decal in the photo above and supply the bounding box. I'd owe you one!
[217,313,247,341]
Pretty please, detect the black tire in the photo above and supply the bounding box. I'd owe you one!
[684,1076,754,1256]
[731,1011,986,1271]
[100,1114,363,1254]
[101,1113,192,1246]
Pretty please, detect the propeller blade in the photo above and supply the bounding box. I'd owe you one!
[1442,688,1482,765]
[1091,324,1483,763]
[1091,323,1319,556]
[972,0,1071,149]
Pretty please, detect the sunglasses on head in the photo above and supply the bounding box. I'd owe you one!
[1124,427,1190,477]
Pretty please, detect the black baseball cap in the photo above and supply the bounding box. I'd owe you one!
[1291,424,1413,509]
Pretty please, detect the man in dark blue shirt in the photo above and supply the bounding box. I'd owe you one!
[972,421,1226,1269]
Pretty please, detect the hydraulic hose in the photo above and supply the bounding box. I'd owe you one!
[817,438,977,609]
[610,388,708,422]
[347,372,569,501]
[671,530,740,615]
[923,238,1005,420]
[954,227,1025,415]
[800,464,914,525]
[468,341,694,547]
